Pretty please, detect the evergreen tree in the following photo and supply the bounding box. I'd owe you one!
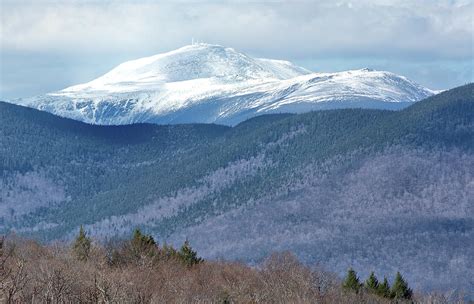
[130,228,156,259]
[365,271,379,293]
[342,268,361,293]
[72,225,91,261]
[391,272,412,300]
[131,228,156,248]
[161,243,179,259]
[178,239,203,267]
[377,277,391,298]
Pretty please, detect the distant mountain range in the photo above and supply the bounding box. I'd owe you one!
[10,44,436,125]
[1,84,472,295]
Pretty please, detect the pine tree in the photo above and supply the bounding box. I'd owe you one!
[391,272,412,300]
[131,228,156,248]
[130,228,156,259]
[377,277,391,298]
[178,239,203,267]
[72,225,91,261]
[365,271,379,293]
[342,268,361,293]
[161,243,179,259]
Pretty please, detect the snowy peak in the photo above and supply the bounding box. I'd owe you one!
[61,43,311,95]
[298,68,436,102]
[13,44,436,126]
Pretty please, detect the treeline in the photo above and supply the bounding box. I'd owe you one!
[343,268,412,300]
[73,226,203,268]
[1,229,466,303]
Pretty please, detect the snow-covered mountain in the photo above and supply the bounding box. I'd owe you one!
[13,43,436,125]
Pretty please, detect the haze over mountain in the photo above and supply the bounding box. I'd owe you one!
[1,84,472,295]
[11,44,436,125]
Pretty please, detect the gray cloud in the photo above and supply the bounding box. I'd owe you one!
[1,0,473,98]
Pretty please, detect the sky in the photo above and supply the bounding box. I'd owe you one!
[0,0,473,99]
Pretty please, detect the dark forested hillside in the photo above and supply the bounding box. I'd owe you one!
[1,84,473,295]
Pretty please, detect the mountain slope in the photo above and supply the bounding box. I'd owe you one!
[11,44,435,125]
[1,84,473,295]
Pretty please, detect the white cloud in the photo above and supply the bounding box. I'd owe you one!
[1,0,472,60]
[0,0,472,98]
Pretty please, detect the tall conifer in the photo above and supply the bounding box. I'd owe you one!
[391,272,412,299]
[365,271,379,293]
[377,277,391,298]
[72,225,91,261]
[342,268,361,293]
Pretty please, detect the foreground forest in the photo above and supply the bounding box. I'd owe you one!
[0,231,467,303]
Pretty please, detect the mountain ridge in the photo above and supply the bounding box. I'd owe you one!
[2,82,472,297]
[11,43,435,125]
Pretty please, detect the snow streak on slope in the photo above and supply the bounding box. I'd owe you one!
[13,44,435,125]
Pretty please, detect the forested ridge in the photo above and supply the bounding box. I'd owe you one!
[0,84,473,296]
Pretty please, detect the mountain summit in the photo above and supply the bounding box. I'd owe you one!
[12,44,436,125]
[59,44,312,93]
